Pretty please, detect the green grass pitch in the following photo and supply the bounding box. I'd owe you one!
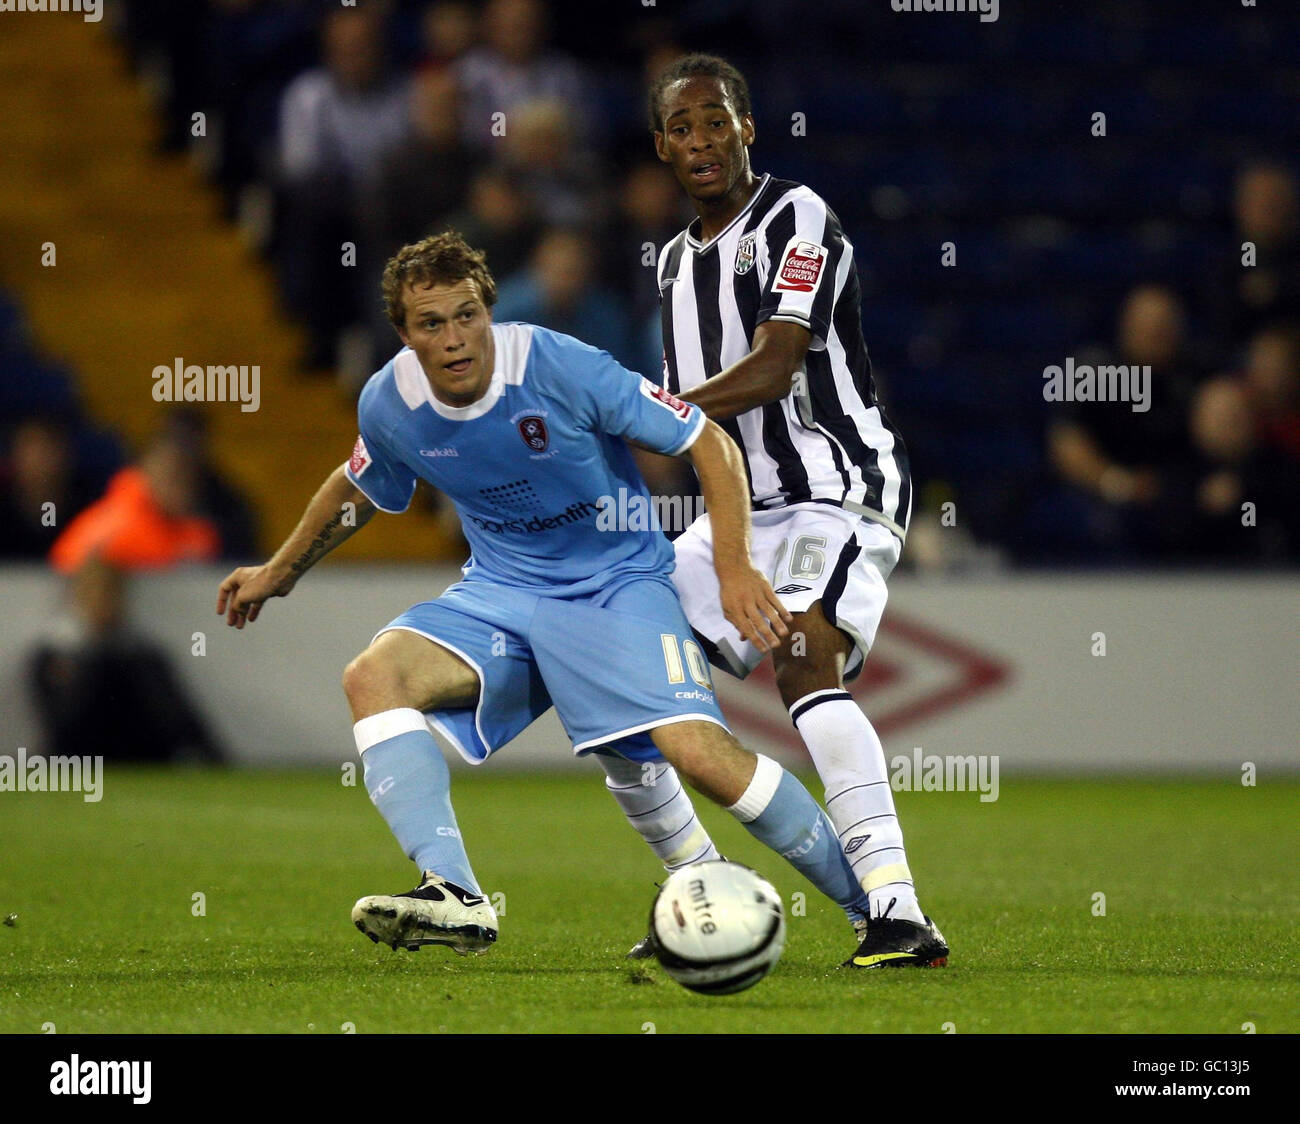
[1,768,1295,1034]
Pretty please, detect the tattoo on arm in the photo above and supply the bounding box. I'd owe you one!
[288,508,350,576]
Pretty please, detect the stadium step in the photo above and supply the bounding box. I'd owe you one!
[0,16,459,562]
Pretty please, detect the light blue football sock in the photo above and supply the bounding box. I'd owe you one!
[353,708,480,895]
[728,755,870,922]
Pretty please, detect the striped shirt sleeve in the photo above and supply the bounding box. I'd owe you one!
[755,191,845,351]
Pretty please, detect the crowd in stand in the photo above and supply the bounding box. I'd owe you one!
[0,404,247,763]
[119,0,687,383]
[3,0,1298,580]
[1044,164,1300,564]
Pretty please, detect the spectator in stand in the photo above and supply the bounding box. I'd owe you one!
[453,0,590,153]
[161,408,261,561]
[438,167,541,284]
[204,0,319,209]
[609,161,689,322]
[360,67,484,371]
[277,5,411,370]
[364,69,482,300]
[498,98,604,227]
[418,0,479,72]
[1048,285,1206,559]
[494,227,636,369]
[606,161,690,375]
[1214,162,1300,352]
[49,433,220,573]
[0,416,97,561]
[1163,376,1300,563]
[1242,325,1300,463]
[28,559,227,763]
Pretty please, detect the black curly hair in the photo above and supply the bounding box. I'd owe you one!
[647,53,753,134]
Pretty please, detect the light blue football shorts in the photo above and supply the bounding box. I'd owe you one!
[374,573,728,765]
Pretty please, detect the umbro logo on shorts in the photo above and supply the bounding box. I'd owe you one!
[774,584,811,595]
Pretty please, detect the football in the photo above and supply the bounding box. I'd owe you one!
[649,860,786,995]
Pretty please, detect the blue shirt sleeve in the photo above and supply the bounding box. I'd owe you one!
[558,334,706,456]
[343,408,416,515]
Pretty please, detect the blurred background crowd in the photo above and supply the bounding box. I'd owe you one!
[3,0,1298,589]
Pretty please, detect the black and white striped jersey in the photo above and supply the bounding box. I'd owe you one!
[657,173,911,540]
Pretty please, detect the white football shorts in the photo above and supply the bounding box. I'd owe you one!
[671,502,902,682]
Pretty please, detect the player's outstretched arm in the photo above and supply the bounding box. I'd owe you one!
[677,320,811,420]
[216,465,376,629]
[684,420,792,652]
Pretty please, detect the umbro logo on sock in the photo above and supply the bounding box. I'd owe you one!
[844,834,872,854]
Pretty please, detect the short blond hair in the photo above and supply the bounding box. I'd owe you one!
[381,231,498,330]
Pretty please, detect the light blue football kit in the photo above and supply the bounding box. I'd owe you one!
[345,322,721,763]
[344,320,868,922]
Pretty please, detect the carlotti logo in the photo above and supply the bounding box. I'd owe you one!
[774,237,827,293]
[517,416,548,452]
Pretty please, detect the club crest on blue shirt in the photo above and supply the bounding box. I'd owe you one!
[734,231,757,275]
[517,415,549,452]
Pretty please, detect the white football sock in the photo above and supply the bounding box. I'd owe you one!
[598,756,720,870]
[790,689,925,924]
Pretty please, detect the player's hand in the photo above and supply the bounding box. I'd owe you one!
[216,565,296,629]
[717,565,792,653]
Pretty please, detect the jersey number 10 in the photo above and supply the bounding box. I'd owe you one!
[660,634,712,689]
